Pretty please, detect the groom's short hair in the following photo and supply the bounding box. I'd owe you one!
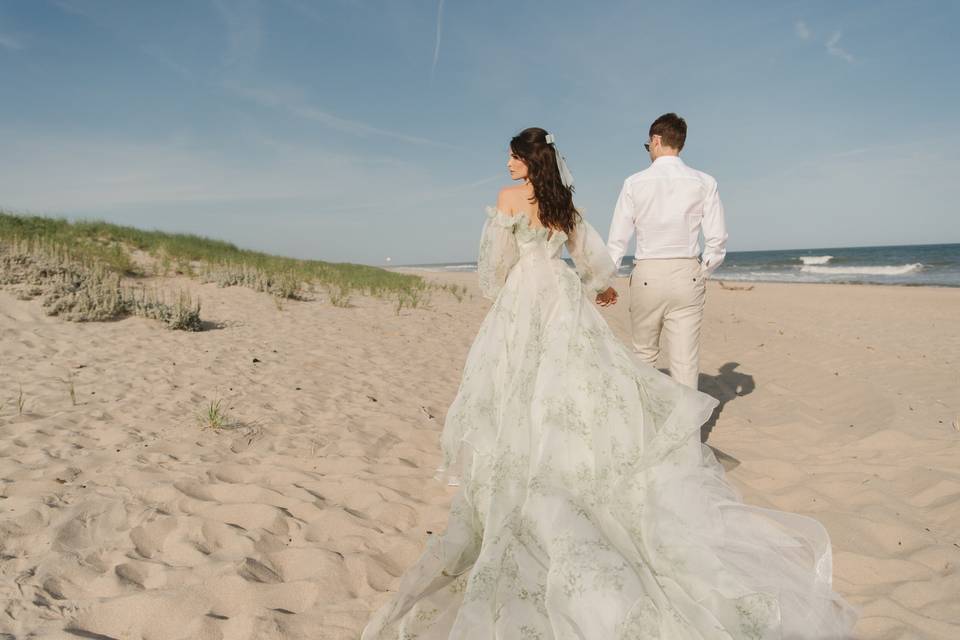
[649,113,687,151]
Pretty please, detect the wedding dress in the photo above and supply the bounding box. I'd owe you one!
[361,208,856,639]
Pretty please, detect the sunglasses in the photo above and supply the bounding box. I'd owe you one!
[644,135,660,152]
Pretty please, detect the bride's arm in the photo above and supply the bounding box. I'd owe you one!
[477,198,520,300]
[566,216,617,296]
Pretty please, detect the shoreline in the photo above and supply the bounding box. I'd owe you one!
[393,266,960,289]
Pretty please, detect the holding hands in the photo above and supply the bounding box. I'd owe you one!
[596,287,618,307]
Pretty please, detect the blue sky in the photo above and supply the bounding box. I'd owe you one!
[1,0,957,265]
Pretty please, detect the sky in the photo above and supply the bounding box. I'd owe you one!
[0,0,958,265]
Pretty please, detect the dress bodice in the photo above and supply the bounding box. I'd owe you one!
[487,209,567,259]
[478,206,617,301]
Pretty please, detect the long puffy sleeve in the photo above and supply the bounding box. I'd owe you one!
[566,216,617,295]
[477,207,520,300]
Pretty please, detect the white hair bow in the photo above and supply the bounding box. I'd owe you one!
[544,133,574,189]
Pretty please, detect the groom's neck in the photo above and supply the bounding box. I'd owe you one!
[652,149,681,161]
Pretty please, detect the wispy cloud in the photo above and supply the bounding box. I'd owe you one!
[794,20,856,64]
[278,0,325,24]
[826,31,855,63]
[766,140,923,181]
[212,0,262,68]
[52,0,88,16]
[139,44,195,80]
[0,126,417,211]
[230,84,455,148]
[323,173,500,214]
[0,125,480,262]
[0,33,24,51]
[430,0,446,80]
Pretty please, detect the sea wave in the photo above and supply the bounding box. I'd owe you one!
[713,271,799,282]
[402,263,477,272]
[799,255,833,265]
[800,263,924,276]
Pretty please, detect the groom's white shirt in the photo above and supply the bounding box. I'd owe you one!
[607,156,728,276]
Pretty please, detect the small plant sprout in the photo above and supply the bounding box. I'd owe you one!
[67,371,77,406]
[198,398,232,430]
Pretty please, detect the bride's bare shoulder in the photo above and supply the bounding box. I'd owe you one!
[496,184,531,215]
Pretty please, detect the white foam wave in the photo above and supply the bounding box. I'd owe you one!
[800,263,923,276]
[799,255,833,265]
[400,263,478,272]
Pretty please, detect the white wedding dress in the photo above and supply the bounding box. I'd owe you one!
[362,208,857,639]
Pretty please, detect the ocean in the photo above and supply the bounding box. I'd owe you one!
[405,243,960,287]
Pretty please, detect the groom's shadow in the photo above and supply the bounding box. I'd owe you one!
[697,362,755,440]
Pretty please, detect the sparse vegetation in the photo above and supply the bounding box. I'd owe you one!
[198,398,232,430]
[328,284,352,308]
[438,283,467,302]
[129,287,203,331]
[394,281,432,315]
[0,211,423,295]
[198,263,304,300]
[0,238,203,329]
[66,371,77,406]
[17,383,25,415]
[1,211,467,324]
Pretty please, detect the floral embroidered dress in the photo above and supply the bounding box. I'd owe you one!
[361,208,856,639]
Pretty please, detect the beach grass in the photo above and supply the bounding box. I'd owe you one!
[0,211,430,304]
[197,398,232,430]
[66,371,77,406]
[2,211,463,330]
[0,236,204,329]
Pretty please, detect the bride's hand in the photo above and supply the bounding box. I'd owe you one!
[596,287,618,306]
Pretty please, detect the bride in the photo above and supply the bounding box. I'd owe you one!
[362,128,857,639]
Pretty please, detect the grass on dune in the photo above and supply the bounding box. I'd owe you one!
[0,212,456,325]
[197,398,233,430]
[0,211,423,297]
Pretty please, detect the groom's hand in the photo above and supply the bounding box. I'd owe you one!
[596,287,618,307]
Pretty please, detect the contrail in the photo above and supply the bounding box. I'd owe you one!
[430,0,445,79]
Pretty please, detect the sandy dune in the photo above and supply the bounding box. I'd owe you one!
[1,273,958,639]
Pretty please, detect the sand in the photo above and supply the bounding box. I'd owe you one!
[1,273,958,639]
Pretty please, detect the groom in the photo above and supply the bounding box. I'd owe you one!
[596,113,728,390]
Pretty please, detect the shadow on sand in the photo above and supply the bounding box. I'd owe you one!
[696,362,756,471]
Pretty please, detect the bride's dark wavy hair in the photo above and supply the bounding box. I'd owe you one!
[510,127,580,234]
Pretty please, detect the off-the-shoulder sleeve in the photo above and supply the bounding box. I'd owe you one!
[477,207,520,300]
[566,216,617,295]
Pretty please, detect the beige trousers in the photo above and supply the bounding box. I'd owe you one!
[628,258,706,390]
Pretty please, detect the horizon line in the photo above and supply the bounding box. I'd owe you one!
[392,240,960,268]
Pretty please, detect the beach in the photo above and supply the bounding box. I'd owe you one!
[2,273,958,639]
